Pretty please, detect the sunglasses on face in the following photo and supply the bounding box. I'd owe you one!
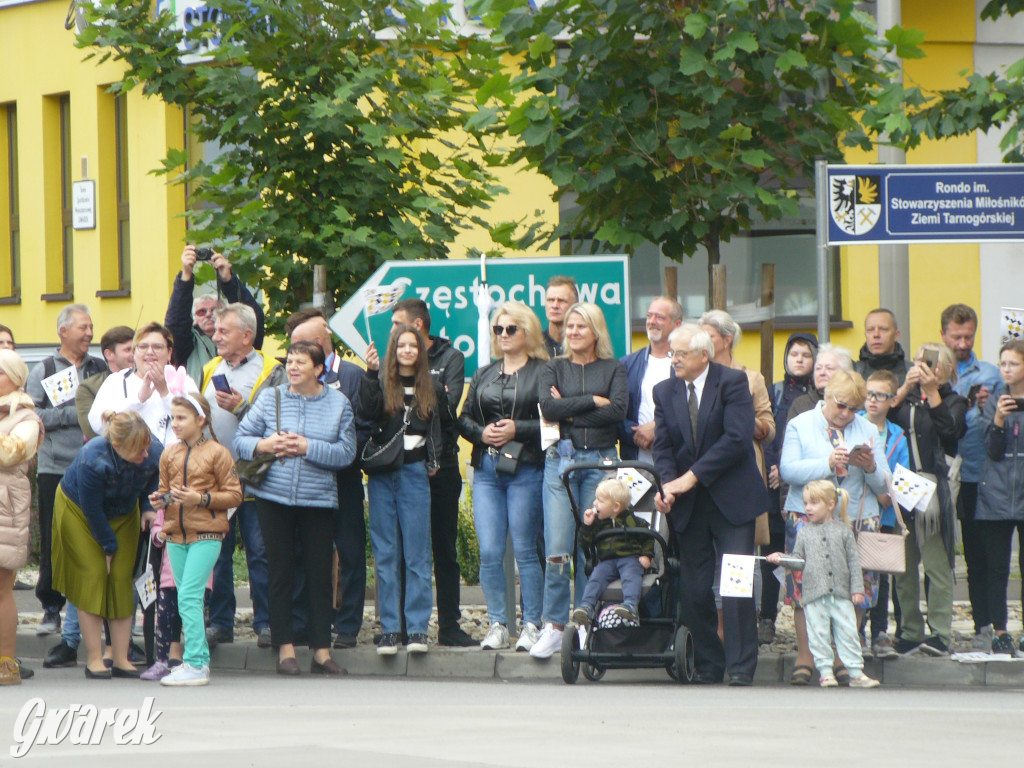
[493,325,519,337]
[831,395,856,412]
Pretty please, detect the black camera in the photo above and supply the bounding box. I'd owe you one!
[195,247,214,261]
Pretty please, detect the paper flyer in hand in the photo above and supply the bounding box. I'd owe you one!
[41,364,79,407]
[719,554,756,598]
[1000,307,1024,345]
[891,464,935,512]
[616,467,652,507]
[538,404,559,451]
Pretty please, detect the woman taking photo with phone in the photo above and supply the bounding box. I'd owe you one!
[888,342,967,656]
[974,339,1024,656]
[359,325,441,657]
[459,301,549,652]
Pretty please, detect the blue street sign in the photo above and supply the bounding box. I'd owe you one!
[826,164,1024,245]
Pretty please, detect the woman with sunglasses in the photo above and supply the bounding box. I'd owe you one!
[886,343,967,656]
[531,302,627,660]
[459,302,549,652]
[780,369,888,684]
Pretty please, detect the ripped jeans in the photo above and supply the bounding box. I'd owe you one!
[541,444,617,626]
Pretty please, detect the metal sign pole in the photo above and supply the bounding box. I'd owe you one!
[815,158,831,344]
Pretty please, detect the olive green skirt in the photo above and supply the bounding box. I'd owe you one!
[51,485,139,619]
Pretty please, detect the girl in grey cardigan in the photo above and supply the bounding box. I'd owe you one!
[769,480,880,688]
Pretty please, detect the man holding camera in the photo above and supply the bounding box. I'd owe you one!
[164,245,265,385]
[940,303,1002,650]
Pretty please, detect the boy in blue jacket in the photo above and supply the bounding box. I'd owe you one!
[860,370,909,659]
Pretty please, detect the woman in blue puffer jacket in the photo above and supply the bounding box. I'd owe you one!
[234,340,356,676]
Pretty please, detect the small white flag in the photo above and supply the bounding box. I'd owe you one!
[616,467,653,507]
[361,282,406,316]
[720,554,756,598]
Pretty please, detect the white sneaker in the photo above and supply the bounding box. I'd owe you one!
[528,623,563,659]
[160,663,210,687]
[971,624,994,653]
[480,622,510,650]
[515,623,541,653]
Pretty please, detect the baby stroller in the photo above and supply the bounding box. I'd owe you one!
[559,459,695,684]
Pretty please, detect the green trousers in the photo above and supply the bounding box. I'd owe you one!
[894,522,953,644]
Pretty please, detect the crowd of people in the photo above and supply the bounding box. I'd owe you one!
[0,246,1021,689]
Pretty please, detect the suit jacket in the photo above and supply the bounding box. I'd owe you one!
[652,362,770,532]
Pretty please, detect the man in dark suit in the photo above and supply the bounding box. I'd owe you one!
[653,324,770,685]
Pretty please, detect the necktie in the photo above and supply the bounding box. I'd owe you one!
[687,382,698,443]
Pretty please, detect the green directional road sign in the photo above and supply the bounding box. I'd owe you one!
[329,255,630,378]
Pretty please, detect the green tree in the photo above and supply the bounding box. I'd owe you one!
[882,1,1024,160]
[475,0,926,293]
[77,0,511,334]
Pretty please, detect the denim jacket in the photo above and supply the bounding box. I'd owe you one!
[952,352,1003,483]
[60,436,164,555]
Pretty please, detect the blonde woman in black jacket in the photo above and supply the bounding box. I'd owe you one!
[459,302,549,652]
[530,302,628,659]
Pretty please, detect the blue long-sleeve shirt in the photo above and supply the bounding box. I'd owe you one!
[952,351,1003,483]
[60,436,163,555]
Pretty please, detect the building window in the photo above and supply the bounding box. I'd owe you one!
[560,195,842,328]
[114,94,130,289]
[0,103,19,302]
[59,95,73,295]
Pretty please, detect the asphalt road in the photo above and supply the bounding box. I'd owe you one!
[1,670,1020,767]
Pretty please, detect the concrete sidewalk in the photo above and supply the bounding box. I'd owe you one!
[13,627,1024,687]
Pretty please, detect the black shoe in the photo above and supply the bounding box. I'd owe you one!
[374,632,408,646]
[276,657,300,676]
[85,667,112,680]
[376,633,400,656]
[44,640,78,668]
[728,673,753,686]
[15,660,33,679]
[992,633,1019,656]
[13,580,32,590]
[571,605,595,628]
[333,633,358,650]
[692,671,723,685]
[406,633,429,653]
[311,657,345,676]
[128,642,146,663]
[256,627,272,649]
[437,627,476,647]
[111,665,141,679]
[206,626,233,648]
[36,609,61,636]
[893,637,921,655]
[918,636,949,657]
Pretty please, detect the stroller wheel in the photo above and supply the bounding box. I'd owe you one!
[669,625,695,683]
[560,622,581,684]
[582,663,605,682]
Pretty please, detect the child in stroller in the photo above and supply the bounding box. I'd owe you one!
[572,477,654,627]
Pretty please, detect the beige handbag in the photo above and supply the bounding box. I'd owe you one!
[853,477,908,575]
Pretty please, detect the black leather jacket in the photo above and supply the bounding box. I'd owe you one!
[459,358,545,468]
[539,357,628,450]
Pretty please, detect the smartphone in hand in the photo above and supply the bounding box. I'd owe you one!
[211,374,232,393]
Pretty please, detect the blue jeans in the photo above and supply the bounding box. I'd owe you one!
[367,462,433,635]
[208,500,270,633]
[473,455,544,627]
[167,540,222,669]
[541,446,616,626]
[62,603,81,648]
[581,556,643,609]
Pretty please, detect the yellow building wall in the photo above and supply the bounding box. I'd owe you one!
[0,0,184,347]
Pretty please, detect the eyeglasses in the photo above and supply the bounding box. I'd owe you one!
[831,395,856,412]
[865,391,893,402]
[136,343,168,353]
[492,325,519,337]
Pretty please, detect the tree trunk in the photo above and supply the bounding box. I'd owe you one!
[705,231,721,308]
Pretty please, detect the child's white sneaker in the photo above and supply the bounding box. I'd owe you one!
[515,623,541,652]
[160,663,209,686]
[819,672,838,688]
[848,673,880,688]
[480,622,510,650]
